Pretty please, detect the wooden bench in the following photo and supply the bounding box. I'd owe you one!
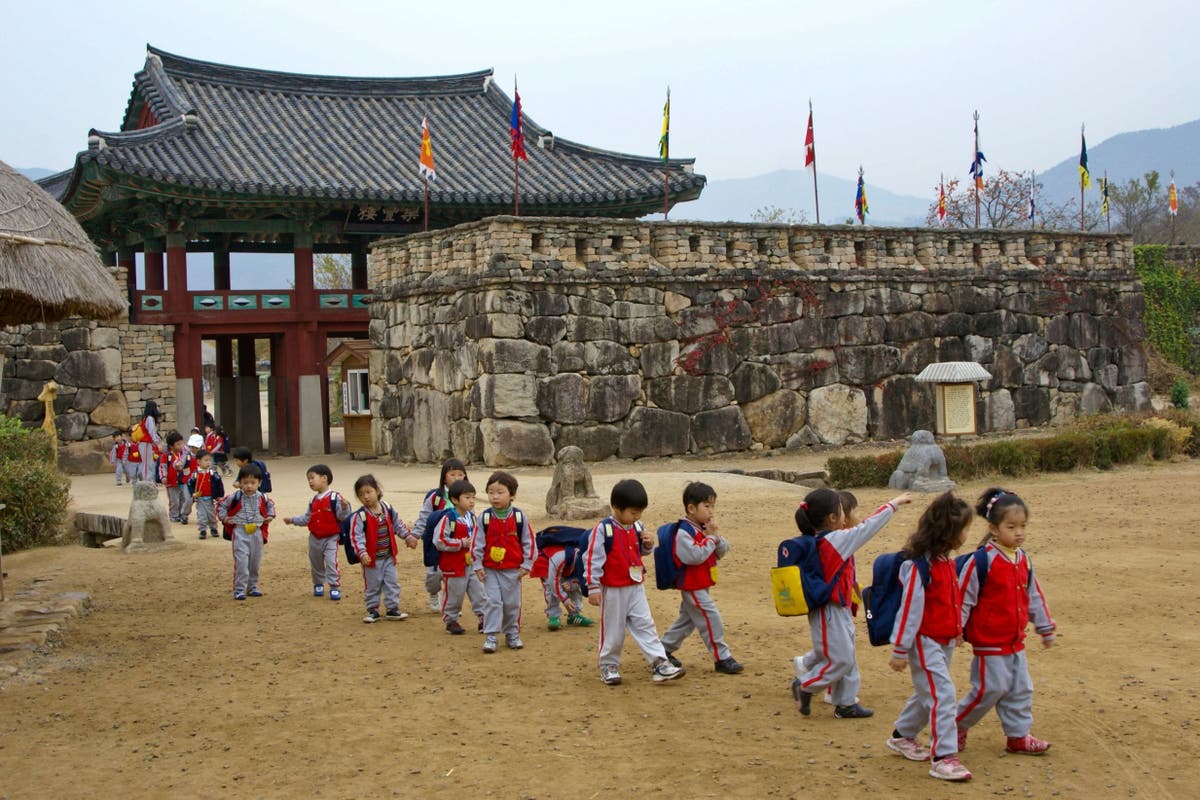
[76,513,125,548]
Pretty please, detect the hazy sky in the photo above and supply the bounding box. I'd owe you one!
[3,0,1196,196]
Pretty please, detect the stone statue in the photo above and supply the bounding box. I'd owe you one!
[121,481,184,553]
[545,446,610,521]
[888,430,957,493]
[37,379,59,463]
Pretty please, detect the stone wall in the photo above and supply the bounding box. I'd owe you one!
[368,217,1148,465]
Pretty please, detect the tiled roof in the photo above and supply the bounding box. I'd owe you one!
[46,46,704,215]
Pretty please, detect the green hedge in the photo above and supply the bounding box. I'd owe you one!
[0,416,71,553]
[1136,244,1200,373]
[828,414,1195,488]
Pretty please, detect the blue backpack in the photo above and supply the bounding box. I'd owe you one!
[338,501,393,566]
[532,525,588,581]
[954,546,1033,591]
[652,521,685,590]
[775,534,851,611]
[570,519,639,597]
[421,490,455,568]
[863,552,931,647]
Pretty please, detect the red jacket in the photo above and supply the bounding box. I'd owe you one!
[473,509,531,571]
[919,558,962,643]
[436,514,472,577]
[675,520,720,591]
[960,544,1055,655]
[307,493,342,539]
[585,518,647,589]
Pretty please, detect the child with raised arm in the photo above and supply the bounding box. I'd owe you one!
[108,431,134,485]
[217,463,275,601]
[886,492,974,782]
[283,464,351,601]
[158,431,196,524]
[660,482,741,675]
[585,479,684,686]
[433,479,485,635]
[955,488,1056,756]
[791,488,912,719]
[348,474,419,623]
[415,459,469,613]
[188,450,224,540]
[471,471,535,652]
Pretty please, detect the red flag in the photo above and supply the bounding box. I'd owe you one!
[804,107,815,171]
[510,86,528,162]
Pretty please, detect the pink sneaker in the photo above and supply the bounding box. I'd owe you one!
[1006,734,1051,754]
[886,736,930,762]
[929,755,972,781]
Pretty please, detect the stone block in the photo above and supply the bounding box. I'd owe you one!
[60,327,90,351]
[1013,333,1049,363]
[792,317,839,348]
[741,389,805,448]
[985,389,1015,431]
[411,389,453,462]
[964,335,994,363]
[617,316,678,344]
[640,341,680,378]
[821,290,864,317]
[587,375,641,423]
[478,338,552,374]
[56,438,111,474]
[568,316,621,342]
[677,340,736,375]
[1012,386,1050,426]
[525,317,568,345]
[757,294,805,323]
[475,374,538,418]
[584,341,638,375]
[938,312,971,337]
[557,424,622,461]
[1069,313,1100,348]
[538,374,586,424]
[1114,381,1152,412]
[646,375,734,413]
[450,419,484,462]
[676,307,720,339]
[731,361,782,404]
[691,407,752,454]
[663,291,691,314]
[972,310,1013,337]
[54,349,121,389]
[480,419,555,466]
[1046,314,1070,344]
[885,311,937,342]
[949,285,1000,313]
[552,342,588,373]
[836,315,885,346]
[863,288,921,315]
[837,345,902,385]
[1055,346,1091,381]
[729,323,798,356]
[874,376,936,439]
[807,384,868,446]
[1024,352,1060,388]
[71,388,104,413]
[900,340,938,374]
[774,351,839,391]
[13,359,57,381]
[54,411,88,441]
[533,291,570,316]
[1079,382,1113,415]
[785,425,822,449]
[1117,346,1148,385]
[618,407,691,458]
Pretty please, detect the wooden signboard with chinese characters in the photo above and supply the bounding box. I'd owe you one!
[935,383,977,435]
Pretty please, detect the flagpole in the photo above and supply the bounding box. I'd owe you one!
[663,87,670,220]
[1171,170,1177,245]
[423,176,429,232]
[1030,170,1036,229]
[809,100,821,225]
[973,110,981,229]
[1079,124,1086,231]
[1104,170,1110,233]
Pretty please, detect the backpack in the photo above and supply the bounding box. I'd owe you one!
[652,522,685,590]
[221,490,272,542]
[252,459,272,493]
[339,501,393,565]
[771,534,851,616]
[531,525,589,580]
[420,490,453,568]
[571,519,640,596]
[862,552,931,647]
[954,546,1034,594]
[130,420,147,443]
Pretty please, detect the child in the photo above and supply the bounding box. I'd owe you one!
[108,431,134,485]
[126,438,143,482]
[433,479,486,634]
[955,488,1056,755]
[348,474,419,623]
[471,471,534,653]
[217,464,276,600]
[660,482,741,674]
[206,425,232,476]
[188,450,224,540]
[540,539,593,631]
[791,488,912,719]
[231,446,272,494]
[187,431,205,457]
[158,431,196,524]
[584,479,683,685]
[886,492,974,782]
[283,464,351,601]
[415,459,469,613]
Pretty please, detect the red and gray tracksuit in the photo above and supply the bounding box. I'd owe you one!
[217,491,275,598]
[470,507,534,637]
[585,517,668,670]
[891,555,963,761]
[660,519,732,663]
[434,511,485,626]
[797,502,899,706]
[189,467,223,536]
[955,544,1056,739]
[542,548,585,620]
[159,448,195,522]
[292,490,350,590]
[109,441,137,484]
[415,488,451,599]
[349,503,416,613]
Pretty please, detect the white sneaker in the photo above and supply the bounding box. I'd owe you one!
[600,665,622,685]
[886,736,931,762]
[651,658,685,682]
[505,634,524,650]
[929,756,972,781]
[428,592,441,612]
[482,635,498,654]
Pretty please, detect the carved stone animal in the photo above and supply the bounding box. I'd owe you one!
[888,430,956,492]
[545,445,610,521]
[121,481,181,552]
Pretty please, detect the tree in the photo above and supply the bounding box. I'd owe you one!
[287,253,352,290]
[1108,171,1169,244]
[925,169,1097,231]
[751,205,807,224]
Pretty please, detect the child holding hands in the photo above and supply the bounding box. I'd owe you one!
[433,479,486,634]
[348,474,419,623]
[283,464,351,601]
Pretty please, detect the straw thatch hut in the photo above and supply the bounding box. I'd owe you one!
[0,160,125,325]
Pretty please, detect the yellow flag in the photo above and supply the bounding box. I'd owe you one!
[418,117,436,181]
[658,89,670,162]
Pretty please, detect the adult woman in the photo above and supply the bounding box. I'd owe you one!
[136,400,164,481]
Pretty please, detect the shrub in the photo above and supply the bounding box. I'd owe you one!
[1170,378,1191,410]
[827,452,902,488]
[0,415,71,553]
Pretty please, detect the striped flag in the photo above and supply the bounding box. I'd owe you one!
[1028,175,1036,222]
[1078,131,1091,190]
[804,105,816,171]
[969,116,986,189]
[1100,175,1109,216]
[510,85,528,161]
[418,117,436,181]
[1169,177,1179,216]
[659,88,670,162]
[937,175,947,223]
[855,168,869,223]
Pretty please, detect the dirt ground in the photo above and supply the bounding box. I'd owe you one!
[1,447,1197,799]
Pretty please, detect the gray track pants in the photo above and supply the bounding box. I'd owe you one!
[362,553,401,612]
[799,603,860,706]
[168,485,192,521]
[442,574,485,624]
[309,535,340,588]
[894,635,959,760]
[195,497,217,533]
[231,528,264,596]
[955,651,1035,738]
[481,569,522,636]
[660,588,731,662]
[597,583,667,670]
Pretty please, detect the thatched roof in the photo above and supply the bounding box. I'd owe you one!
[0,159,126,325]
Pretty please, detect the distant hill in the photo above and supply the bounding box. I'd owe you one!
[1036,119,1199,204]
[674,168,930,226]
[16,167,57,181]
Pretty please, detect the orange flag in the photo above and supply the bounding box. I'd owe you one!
[418,117,436,181]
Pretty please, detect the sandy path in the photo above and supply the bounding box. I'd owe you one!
[1,451,1198,798]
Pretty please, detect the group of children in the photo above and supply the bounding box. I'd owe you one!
[786,485,1055,783]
